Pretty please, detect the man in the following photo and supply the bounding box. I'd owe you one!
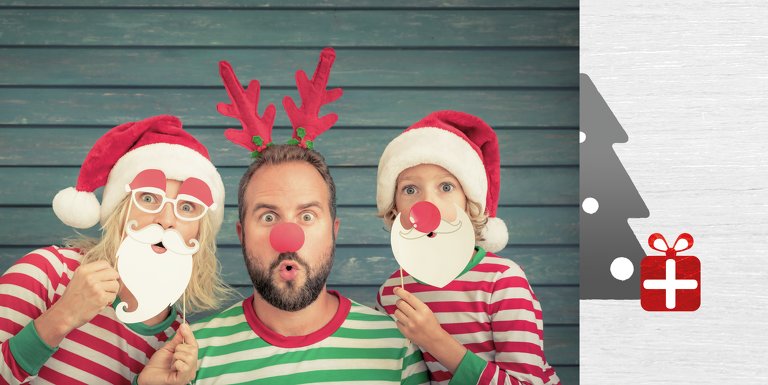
[0,115,232,385]
[192,48,428,384]
[192,144,429,384]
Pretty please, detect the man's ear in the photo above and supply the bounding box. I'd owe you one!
[333,218,340,239]
[236,221,243,244]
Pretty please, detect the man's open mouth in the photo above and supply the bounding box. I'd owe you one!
[278,260,300,281]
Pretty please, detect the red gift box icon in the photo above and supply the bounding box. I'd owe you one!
[640,233,701,311]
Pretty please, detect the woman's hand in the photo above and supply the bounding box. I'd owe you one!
[35,260,120,346]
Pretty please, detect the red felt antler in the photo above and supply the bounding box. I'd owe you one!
[283,47,344,149]
[217,61,276,156]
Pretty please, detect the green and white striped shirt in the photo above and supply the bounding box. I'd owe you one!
[192,291,429,385]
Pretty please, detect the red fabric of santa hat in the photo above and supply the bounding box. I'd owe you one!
[52,115,225,232]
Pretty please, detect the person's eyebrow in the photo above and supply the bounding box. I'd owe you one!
[251,203,278,214]
[298,201,323,211]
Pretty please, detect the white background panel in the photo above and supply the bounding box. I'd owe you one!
[581,0,768,383]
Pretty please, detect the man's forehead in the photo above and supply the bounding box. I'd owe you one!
[247,162,330,207]
[249,185,329,206]
[248,193,330,216]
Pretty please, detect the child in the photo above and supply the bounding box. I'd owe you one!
[376,111,560,385]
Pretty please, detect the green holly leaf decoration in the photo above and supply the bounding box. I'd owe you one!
[296,127,306,139]
[306,140,314,150]
[252,135,264,146]
[286,138,300,145]
[250,150,261,158]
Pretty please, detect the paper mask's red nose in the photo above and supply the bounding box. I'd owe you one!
[270,222,305,253]
[408,201,441,234]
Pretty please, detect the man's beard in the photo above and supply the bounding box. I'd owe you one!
[242,241,334,312]
[116,221,198,323]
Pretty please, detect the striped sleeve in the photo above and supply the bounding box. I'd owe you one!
[453,264,559,385]
[0,247,71,385]
[375,289,385,313]
[401,340,429,385]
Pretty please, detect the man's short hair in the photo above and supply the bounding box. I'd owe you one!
[237,145,337,224]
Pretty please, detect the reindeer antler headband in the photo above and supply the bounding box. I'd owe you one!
[218,48,343,157]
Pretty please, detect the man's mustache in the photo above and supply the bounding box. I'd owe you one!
[124,221,200,255]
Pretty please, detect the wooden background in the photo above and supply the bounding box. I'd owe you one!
[0,1,579,382]
[582,0,768,383]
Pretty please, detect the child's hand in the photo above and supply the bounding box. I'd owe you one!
[392,287,447,349]
[393,287,467,372]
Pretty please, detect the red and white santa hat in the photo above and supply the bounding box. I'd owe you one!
[52,115,225,232]
[377,110,508,253]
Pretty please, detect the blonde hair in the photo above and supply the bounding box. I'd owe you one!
[378,198,488,241]
[66,196,235,314]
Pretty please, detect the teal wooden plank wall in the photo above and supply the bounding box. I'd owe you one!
[0,1,579,383]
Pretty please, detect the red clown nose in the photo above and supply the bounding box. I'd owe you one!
[408,201,441,234]
[269,222,305,253]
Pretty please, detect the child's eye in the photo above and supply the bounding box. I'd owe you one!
[301,212,315,222]
[402,185,418,195]
[261,212,276,223]
[440,182,455,192]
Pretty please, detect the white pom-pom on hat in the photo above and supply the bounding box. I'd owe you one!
[478,216,508,253]
[52,187,101,229]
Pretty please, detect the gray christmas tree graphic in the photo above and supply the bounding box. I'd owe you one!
[580,74,650,299]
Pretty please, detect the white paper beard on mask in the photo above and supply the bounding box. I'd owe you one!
[115,221,198,323]
[390,205,476,288]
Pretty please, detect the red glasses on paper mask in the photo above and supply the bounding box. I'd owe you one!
[126,169,216,222]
